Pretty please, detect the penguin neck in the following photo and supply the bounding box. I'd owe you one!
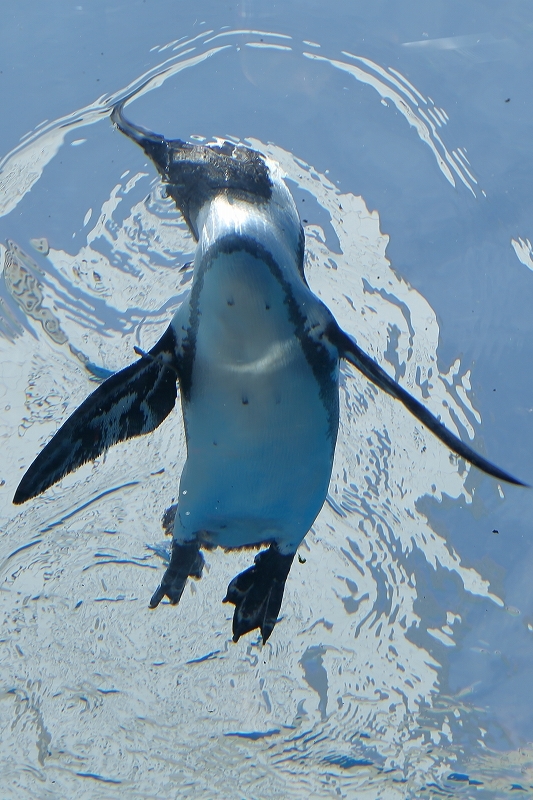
[194,189,303,286]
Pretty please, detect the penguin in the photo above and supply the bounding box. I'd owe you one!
[13,99,526,644]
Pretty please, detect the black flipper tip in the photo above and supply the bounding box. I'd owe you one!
[497,474,529,489]
[13,487,28,506]
[330,323,529,488]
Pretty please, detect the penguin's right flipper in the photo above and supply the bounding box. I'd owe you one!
[13,324,181,505]
[326,321,528,487]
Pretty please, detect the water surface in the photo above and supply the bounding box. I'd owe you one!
[1,5,533,798]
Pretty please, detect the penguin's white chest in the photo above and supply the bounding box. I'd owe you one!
[176,249,337,549]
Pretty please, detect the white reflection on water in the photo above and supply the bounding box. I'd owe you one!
[0,28,516,799]
[511,236,533,273]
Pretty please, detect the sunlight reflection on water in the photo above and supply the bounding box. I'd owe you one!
[0,27,525,799]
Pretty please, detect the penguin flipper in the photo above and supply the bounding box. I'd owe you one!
[13,324,181,505]
[327,322,527,487]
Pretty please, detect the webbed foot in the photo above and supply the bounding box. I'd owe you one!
[223,545,294,643]
[149,540,204,608]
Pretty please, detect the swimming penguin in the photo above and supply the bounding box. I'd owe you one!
[13,99,526,644]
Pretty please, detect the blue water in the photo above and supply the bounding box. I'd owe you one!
[1,3,533,798]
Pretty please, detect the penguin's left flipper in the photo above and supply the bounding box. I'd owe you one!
[223,545,295,644]
[13,324,181,505]
[326,322,528,487]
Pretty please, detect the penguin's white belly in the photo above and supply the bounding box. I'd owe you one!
[176,250,335,550]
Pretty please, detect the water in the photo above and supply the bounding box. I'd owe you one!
[1,5,533,798]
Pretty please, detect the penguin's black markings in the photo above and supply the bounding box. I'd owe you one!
[13,100,527,645]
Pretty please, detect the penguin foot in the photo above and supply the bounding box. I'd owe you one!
[223,545,294,644]
[149,540,204,608]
